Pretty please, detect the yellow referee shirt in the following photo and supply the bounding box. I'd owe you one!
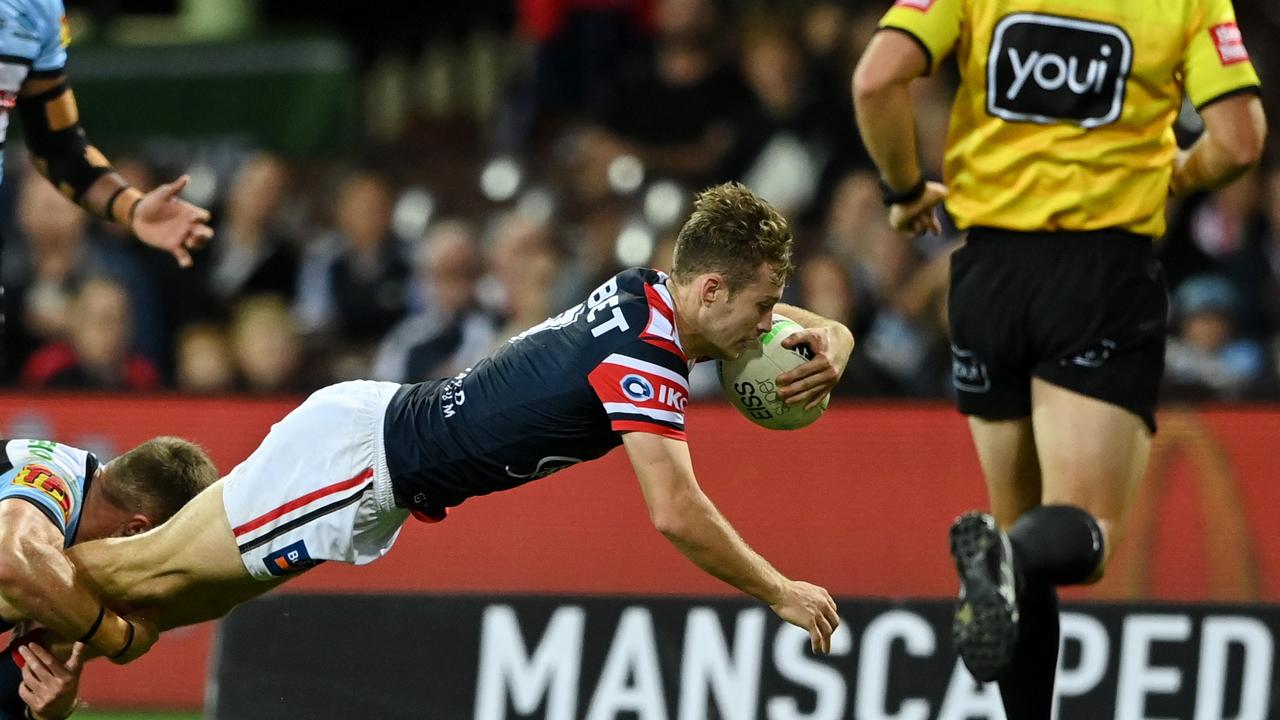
[880,0,1261,237]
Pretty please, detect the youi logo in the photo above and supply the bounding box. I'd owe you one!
[987,13,1132,128]
[620,374,655,402]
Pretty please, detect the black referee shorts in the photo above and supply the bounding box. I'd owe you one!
[947,227,1168,433]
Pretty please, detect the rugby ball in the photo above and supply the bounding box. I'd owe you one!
[717,315,830,430]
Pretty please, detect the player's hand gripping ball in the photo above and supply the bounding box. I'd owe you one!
[717,316,830,430]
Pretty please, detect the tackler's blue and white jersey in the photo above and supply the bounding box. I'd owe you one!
[0,438,96,632]
[0,0,68,183]
[384,267,693,513]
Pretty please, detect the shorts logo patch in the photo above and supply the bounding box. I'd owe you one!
[12,465,72,524]
[893,0,935,11]
[987,13,1132,128]
[620,374,655,402]
[263,540,323,577]
[1063,339,1116,369]
[951,346,991,393]
[1210,23,1249,66]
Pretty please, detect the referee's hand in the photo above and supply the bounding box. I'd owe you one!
[888,181,948,237]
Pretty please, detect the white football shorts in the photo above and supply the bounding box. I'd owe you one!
[222,380,410,580]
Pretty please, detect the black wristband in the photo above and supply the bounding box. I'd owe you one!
[77,605,106,643]
[879,176,927,207]
[126,195,143,226]
[108,621,135,661]
[102,185,128,222]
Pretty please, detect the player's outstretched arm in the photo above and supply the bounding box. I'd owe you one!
[0,501,152,663]
[1171,94,1267,196]
[772,304,854,410]
[16,74,213,267]
[622,432,840,653]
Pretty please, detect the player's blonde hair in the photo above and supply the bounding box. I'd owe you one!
[671,182,794,292]
[102,437,218,524]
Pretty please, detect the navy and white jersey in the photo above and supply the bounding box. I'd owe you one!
[0,438,96,632]
[0,0,68,184]
[384,267,691,512]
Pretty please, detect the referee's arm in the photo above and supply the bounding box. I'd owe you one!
[853,31,947,236]
[1171,94,1267,196]
[853,31,929,193]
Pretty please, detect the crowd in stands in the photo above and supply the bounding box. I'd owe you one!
[1,0,1277,404]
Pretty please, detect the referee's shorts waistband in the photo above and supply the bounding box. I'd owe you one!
[964,226,1154,254]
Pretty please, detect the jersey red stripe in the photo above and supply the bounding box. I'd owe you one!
[640,334,684,359]
[643,282,674,323]
[232,468,373,537]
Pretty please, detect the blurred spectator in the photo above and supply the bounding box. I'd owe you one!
[1259,165,1280,337]
[840,223,952,397]
[796,254,855,335]
[85,156,169,369]
[1161,171,1267,298]
[21,276,160,391]
[371,220,497,382]
[823,170,884,275]
[500,0,652,150]
[205,152,299,311]
[478,209,561,328]
[11,170,92,343]
[648,231,677,274]
[175,323,237,394]
[294,169,409,346]
[720,19,856,220]
[1164,274,1265,401]
[231,296,305,393]
[477,211,560,341]
[586,0,748,186]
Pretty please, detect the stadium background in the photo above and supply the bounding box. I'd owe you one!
[0,0,1278,718]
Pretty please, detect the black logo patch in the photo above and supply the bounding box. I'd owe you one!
[951,346,991,393]
[987,13,1131,128]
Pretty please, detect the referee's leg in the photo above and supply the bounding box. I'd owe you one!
[1030,377,1151,574]
[965,416,1041,528]
[990,378,1147,719]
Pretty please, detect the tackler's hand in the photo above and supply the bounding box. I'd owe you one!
[132,175,214,268]
[17,642,83,720]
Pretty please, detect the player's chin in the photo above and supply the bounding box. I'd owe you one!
[717,345,745,361]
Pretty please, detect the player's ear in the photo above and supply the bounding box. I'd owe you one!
[119,514,152,537]
[699,273,726,305]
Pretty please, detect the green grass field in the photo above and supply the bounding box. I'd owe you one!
[81,707,199,712]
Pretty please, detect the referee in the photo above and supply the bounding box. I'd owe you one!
[853,0,1266,716]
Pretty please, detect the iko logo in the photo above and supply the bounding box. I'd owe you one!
[987,13,1132,128]
[657,384,686,411]
[950,345,991,393]
[620,374,655,402]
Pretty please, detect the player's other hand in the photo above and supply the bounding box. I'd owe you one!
[776,325,854,410]
[108,616,159,665]
[132,175,214,268]
[770,580,840,654]
[888,181,948,237]
[17,642,83,720]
